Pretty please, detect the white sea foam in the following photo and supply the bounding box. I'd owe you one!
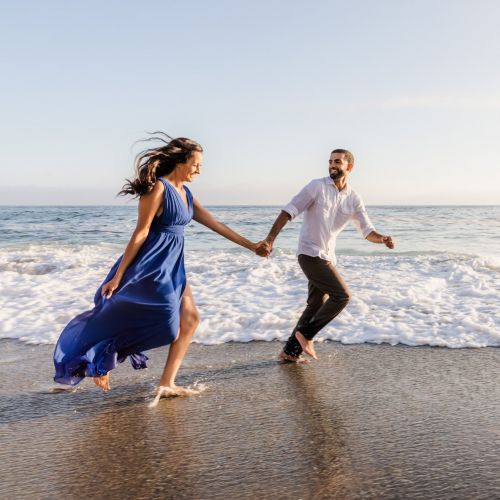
[0,244,499,348]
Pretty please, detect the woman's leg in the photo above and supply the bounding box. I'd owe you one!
[159,284,200,388]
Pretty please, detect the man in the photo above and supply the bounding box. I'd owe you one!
[258,149,394,363]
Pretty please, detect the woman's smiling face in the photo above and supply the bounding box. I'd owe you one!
[178,151,203,182]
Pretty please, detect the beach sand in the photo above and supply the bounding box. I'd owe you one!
[1,339,499,499]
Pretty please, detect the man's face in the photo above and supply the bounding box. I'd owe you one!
[328,153,352,180]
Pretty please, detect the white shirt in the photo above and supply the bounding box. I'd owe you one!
[282,177,376,264]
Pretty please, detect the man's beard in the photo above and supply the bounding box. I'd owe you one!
[329,168,345,180]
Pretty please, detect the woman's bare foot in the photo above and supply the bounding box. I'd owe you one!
[160,385,197,397]
[93,373,110,392]
[148,384,206,408]
[278,351,311,364]
[295,331,318,359]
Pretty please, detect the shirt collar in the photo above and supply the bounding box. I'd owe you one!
[324,176,352,196]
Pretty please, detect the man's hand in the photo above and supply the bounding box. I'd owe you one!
[366,231,395,249]
[382,235,395,249]
[255,240,272,257]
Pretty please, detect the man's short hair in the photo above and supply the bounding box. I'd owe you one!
[331,148,354,165]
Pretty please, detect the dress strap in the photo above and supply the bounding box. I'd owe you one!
[184,185,193,208]
[157,177,169,190]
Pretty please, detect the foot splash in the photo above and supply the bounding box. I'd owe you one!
[148,382,207,408]
[278,351,311,365]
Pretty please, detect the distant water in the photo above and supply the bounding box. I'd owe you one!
[0,205,499,347]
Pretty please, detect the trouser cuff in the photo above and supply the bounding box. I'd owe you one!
[283,334,302,357]
[296,323,317,340]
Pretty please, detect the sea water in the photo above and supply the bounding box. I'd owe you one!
[0,205,499,348]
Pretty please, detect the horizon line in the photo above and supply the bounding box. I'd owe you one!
[1,204,499,208]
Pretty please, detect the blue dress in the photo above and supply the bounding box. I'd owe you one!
[53,178,193,385]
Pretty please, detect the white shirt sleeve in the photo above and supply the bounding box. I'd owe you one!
[282,180,317,220]
[350,196,376,238]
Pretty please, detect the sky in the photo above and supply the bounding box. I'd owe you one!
[1,0,499,205]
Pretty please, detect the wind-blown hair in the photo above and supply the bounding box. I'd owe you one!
[119,132,203,197]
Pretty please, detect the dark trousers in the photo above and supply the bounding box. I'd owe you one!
[284,254,351,357]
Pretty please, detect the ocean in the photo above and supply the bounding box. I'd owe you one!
[0,205,499,348]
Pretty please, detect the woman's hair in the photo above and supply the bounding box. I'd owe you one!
[119,132,203,197]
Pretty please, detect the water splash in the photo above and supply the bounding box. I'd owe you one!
[148,382,208,408]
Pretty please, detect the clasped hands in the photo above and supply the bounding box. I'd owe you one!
[253,239,273,257]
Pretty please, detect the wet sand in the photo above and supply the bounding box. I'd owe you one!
[1,339,499,499]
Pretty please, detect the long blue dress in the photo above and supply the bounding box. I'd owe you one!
[53,178,193,385]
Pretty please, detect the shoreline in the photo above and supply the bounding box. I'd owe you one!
[1,339,499,498]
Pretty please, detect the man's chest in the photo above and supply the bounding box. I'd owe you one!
[312,189,356,222]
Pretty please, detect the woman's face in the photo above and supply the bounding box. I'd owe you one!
[178,151,203,182]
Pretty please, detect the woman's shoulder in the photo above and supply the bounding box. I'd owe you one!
[139,178,167,200]
[156,177,168,188]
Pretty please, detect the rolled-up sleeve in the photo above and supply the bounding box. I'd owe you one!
[282,181,316,220]
[351,198,376,238]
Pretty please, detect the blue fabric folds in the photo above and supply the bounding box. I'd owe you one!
[53,178,193,385]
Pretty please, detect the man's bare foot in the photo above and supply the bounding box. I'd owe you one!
[93,373,110,392]
[295,331,318,359]
[278,351,311,365]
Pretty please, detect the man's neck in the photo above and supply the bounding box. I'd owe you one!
[333,177,348,191]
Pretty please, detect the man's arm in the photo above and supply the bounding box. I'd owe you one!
[366,230,395,249]
[256,180,316,256]
[350,195,394,250]
[266,210,291,246]
[255,210,291,256]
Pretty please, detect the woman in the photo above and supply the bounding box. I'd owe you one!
[53,133,267,396]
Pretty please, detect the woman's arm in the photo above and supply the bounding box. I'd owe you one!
[192,196,259,252]
[101,181,164,297]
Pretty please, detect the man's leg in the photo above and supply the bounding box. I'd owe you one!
[283,279,326,358]
[296,255,351,341]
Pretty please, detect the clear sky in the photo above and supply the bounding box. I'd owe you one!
[1,0,499,205]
